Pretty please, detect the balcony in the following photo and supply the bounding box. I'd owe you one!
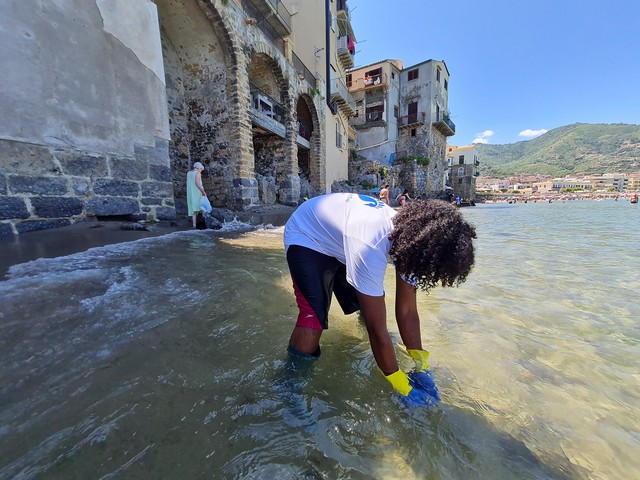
[336,0,355,38]
[292,51,316,88]
[330,77,356,116]
[337,36,355,69]
[250,84,286,137]
[350,72,389,92]
[398,112,426,128]
[243,0,292,37]
[433,112,456,136]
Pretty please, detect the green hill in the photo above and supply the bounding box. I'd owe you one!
[475,123,640,177]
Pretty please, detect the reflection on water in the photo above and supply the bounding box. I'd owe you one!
[1,200,638,479]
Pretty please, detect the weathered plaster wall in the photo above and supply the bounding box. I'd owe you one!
[0,0,173,235]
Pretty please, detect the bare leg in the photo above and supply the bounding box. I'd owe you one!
[289,326,322,355]
[192,213,197,228]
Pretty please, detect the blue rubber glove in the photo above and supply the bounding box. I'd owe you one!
[407,349,441,402]
[407,370,440,402]
[384,369,436,407]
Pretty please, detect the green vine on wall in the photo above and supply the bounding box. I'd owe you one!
[401,154,430,166]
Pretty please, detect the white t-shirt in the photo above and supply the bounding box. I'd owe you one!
[284,193,397,296]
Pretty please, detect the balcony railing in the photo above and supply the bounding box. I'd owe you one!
[433,112,456,136]
[330,77,356,115]
[336,0,355,38]
[240,0,287,54]
[398,112,426,127]
[337,36,354,69]
[292,51,316,88]
[350,72,389,91]
[243,0,291,37]
[250,84,285,123]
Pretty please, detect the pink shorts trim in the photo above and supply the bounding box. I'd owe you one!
[293,280,323,330]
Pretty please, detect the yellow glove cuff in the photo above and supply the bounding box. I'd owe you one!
[384,369,412,396]
[407,349,430,371]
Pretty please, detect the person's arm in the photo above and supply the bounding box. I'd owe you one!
[394,270,422,350]
[356,292,398,375]
[195,171,206,196]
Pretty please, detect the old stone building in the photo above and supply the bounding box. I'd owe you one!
[0,0,357,235]
[347,59,456,198]
[446,145,480,202]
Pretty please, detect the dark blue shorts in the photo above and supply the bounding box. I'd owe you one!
[286,245,360,330]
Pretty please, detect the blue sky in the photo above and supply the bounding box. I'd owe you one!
[348,0,640,145]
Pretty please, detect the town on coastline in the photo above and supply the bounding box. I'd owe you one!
[476,172,640,203]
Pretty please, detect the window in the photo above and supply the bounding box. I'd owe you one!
[336,122,343,148]
[346,74,352,88]
[408,68,419,81]
[392,72,396,79]
[408,101,418,123]
[436,66,441,82]
[444,79,448,91]
[457,167,464,176]
[365,105,384,122]
[458,155,464,165]
[394,106,399,118]
[411,128,417,137]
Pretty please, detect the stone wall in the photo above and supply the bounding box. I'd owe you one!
[0,0,173,236]
[0,137,174,235]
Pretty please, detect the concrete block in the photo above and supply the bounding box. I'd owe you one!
[72,178,90,196]
[86,197,139,216]
[57,152,108,177]
[109,156,148,180]
[0,174,6,195]
[9,176,68,195]
[0,197,30,220]
[141,181,173,197]
[31,197,84,218]
[93,178,139,197]
[155,206,176,220]
[0,223,14,237]
[0,139,56,175]
[149,164,172,182]
[16,219,71,234]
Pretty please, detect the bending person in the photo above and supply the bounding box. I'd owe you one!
[283,193,476,406]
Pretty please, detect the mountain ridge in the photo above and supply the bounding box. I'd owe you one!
[473,123,640,177]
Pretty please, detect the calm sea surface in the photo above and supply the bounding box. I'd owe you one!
[1,200,638,479]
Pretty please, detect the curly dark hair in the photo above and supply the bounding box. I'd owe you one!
[389,199,476,292]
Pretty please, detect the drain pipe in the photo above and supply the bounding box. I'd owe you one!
[325,0,331,108]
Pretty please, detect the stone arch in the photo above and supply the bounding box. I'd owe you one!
[296,93,323,200]
[154,0,238,212]
[246,48,297,205]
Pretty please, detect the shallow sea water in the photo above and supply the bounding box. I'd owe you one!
[1,200,638,479]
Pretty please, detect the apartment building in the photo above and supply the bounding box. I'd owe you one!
[446,145,480,202]
[347,59,455,196]
[0,0,357,235]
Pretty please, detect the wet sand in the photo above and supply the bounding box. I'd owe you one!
[0,204,296,279]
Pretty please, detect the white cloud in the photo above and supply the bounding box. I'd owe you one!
[518,128,548,138]
[472,130,495,144]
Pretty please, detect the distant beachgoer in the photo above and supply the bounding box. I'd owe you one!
[379,184,390,205]
[396,189,411,207]
[186,162,207,229]
[364,74,373,86]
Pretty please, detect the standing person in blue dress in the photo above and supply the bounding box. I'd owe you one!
[186,162,207,229]
[283,193,476,406]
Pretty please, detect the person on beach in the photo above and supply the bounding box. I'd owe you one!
[186,162,207,229]
[396,189,411,207]
[283,193,476,406]
[379,184,390,205]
